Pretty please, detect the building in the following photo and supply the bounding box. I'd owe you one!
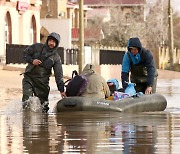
[40,0,75,48]
[0,0,146,63]
[70,0,146,45]
[40,0,90,48]
[0,0,42,63]
[84,0,146,21]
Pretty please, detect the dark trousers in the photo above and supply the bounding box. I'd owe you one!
[134,77,157,93]
[22,75,50,104]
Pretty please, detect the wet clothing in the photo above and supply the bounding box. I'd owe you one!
[22,32,64,108]
[80,64,110,99]
[121,37,158,93]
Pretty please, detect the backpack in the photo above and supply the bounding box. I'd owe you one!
[65,70,88,97]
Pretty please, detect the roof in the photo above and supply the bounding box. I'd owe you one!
[84,0,145,5]
[67,1,76,9]
[72,28,102,41]
[86,8,109,19]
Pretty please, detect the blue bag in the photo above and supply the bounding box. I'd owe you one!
[125,82,136,96]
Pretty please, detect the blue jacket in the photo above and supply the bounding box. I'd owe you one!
[121,37,157,89]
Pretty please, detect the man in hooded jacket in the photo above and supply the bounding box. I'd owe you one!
[121,37,158,94]
[22,32,66,112]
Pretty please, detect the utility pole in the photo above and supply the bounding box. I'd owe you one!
[78,0,84,74]
[168,0,174,70]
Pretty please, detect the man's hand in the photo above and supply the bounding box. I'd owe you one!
[145,86,152,94]
[60,92,66,98]
[32,59,42,65]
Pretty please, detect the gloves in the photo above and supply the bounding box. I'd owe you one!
[121,72,129,89]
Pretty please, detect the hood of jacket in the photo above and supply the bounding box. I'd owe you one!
[81,64,96,76]
[46,32,60,50]
[127,37,142,52]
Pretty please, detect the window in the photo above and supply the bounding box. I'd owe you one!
[30,15,37,43]
[5,12,12,44]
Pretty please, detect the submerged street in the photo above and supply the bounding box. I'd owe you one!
[0,69,180,153]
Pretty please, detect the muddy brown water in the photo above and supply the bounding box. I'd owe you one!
[0,79,179,154]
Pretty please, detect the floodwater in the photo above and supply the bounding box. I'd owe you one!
[0,79,179,154]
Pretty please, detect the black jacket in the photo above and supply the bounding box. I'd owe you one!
[23,32,64,92]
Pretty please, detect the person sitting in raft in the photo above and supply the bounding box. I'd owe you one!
[107,78,120,95]
[80,64,111,99]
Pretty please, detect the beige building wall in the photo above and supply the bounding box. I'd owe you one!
[40,0,86,29]
[0,0,41,63]
[19,9,41,45]
[41,0,67,19]
[0,6,6,60]
[58,0,68,18]
[41,18,72,48]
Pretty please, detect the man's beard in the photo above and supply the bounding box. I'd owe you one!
[48,44,55,48]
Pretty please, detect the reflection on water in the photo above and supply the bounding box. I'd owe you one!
[0,79,179,153]
[157,79,180,110]
[0,88,21,108]
[55,112,170,153]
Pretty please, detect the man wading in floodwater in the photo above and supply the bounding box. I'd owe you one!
[22,32,66,112]
[121,37,158,94]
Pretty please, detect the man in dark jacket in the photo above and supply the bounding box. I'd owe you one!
[22,32,66,112]
[121,37,158,94]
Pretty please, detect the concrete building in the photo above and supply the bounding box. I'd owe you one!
[0,0,87,64]
[0,0,147,63]
[40,0,90,48]
[71,0,146,45]
[40,0,73,48]
[0,0,42,63]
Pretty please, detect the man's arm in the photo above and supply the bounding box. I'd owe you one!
[144,50,156,87]
[23,44,37,64]
[121,72,129,89]
[53,54,65,97]
[143,50,157,94]
[121,53,130,89]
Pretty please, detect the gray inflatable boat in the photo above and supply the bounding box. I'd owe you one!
[56,93,167,112]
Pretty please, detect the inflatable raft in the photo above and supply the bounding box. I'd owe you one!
[56,93,167,113]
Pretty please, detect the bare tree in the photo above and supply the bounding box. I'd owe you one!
[86,0,180,70]
[86,0,171,50]
[145,0,168,48]
[173,13,180,49]
[100,6,146,46]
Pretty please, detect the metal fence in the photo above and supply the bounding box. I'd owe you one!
[6,44,64,64]
[100,49,125,65]
[6,44,125,65]
[66,49,78,65]
[6,44,29,64]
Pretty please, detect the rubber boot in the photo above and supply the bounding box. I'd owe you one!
[42,101,49,113]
